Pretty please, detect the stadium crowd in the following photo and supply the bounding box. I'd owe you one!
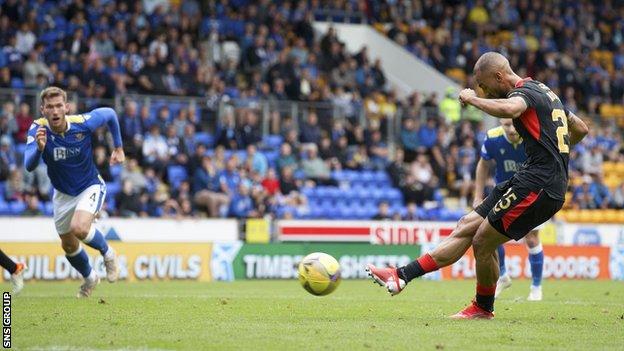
[0,0,623,220]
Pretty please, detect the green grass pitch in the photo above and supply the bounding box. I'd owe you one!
[5,279,624,350]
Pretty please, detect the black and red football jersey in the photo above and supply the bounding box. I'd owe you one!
[507,78,570,201]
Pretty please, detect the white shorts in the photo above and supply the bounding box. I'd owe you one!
[53,183,106,235]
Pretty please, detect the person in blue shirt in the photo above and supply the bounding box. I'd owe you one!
[473,118,544,301]
[24,86,125,298]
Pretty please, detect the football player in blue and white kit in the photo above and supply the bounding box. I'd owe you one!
[24,87,125,298]
[473,118,544,301]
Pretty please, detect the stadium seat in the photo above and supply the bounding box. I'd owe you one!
[167,166,188,188]
[0,201,8,215]
[9,201,26,215]
[262,135,283,149]
[10,78,24,89]
[110,164,123,179]
[194,132,214,147]
[44,201,54,216]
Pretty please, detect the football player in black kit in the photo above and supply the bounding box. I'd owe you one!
[367,52,589,319]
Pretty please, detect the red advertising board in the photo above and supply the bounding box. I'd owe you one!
[277,220,456,244]
[440,244,611,280]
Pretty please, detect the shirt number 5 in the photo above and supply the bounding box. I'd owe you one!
[551,109,569,154]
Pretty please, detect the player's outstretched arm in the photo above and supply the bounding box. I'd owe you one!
[566,111,589,146]
[459,89,527,119]
[24,125,46,172]
[87,107,125,164]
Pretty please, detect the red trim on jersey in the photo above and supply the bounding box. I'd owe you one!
[502,191,540,231]
[514,77,533,88]
[519,108,541,140]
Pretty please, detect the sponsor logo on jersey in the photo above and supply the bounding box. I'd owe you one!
[53,147,81,161]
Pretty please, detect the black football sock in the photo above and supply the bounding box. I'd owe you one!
[475,284,496,312]
[397,253,439,283]
[0,249,17,274]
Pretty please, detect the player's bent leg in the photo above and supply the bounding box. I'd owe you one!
[524,229,543,301]
[60,233,99,298]
[451,220,509,319]
[71,209,118,283]
[367,211,484,295]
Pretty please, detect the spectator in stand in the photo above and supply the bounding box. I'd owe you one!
[13,102,32,143]
[612,182,624,209]
[94,146,113,182]
[581,144,604,175]
[262,168,280,196]
[165,125,188,166]
[239,111,262,148]
[219,156,242,196]
[368,130,390,170]
[193,156,230,218]
[279,166,299,195]
[4,168,24,202]
[573,175,600,210]
[216,111,241,150]
[246,144,268,177]
[439,87,461,124]
[121,158,148,193]
[300,112,321,145]
[403,203,420,221]
[116,179,145,217]
[22,193,42,216]
[418,117,438,151]
[455,151,475,209]
[120,100,143,144]
[346,144,371,170]
[277,143,298,172]
[142,124,169,173]
[23,51,50,87]
[229,183,257,218]
[589,173,612,209]
[301,144,336,186]
[400,118,419,163]
[372,201,391,220]
[0,102,17,137]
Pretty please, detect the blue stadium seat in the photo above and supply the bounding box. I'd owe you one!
[373,170,390,182]
[10,78,24,89]
[110,164,123,179]
[107,198,116,211]
[105,181,121,198]
[194,132,214,147]
[0,201,8,215]
[301,186,314,198]
[263,135,283,149]
[167,165,188,188]
[9,201,26,215]
[43,201,54,216]
[264,150,279,168]
[386,188,403,202]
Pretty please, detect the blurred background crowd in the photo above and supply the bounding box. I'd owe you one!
[0,0,623,222]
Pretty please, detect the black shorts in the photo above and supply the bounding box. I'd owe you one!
[475,180,564,241]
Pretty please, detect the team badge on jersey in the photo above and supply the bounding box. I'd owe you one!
[500,149,505,155]
[75,133,84,141]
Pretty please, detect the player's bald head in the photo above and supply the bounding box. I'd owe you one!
[474,52,512,75]
[473,52,517,99]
